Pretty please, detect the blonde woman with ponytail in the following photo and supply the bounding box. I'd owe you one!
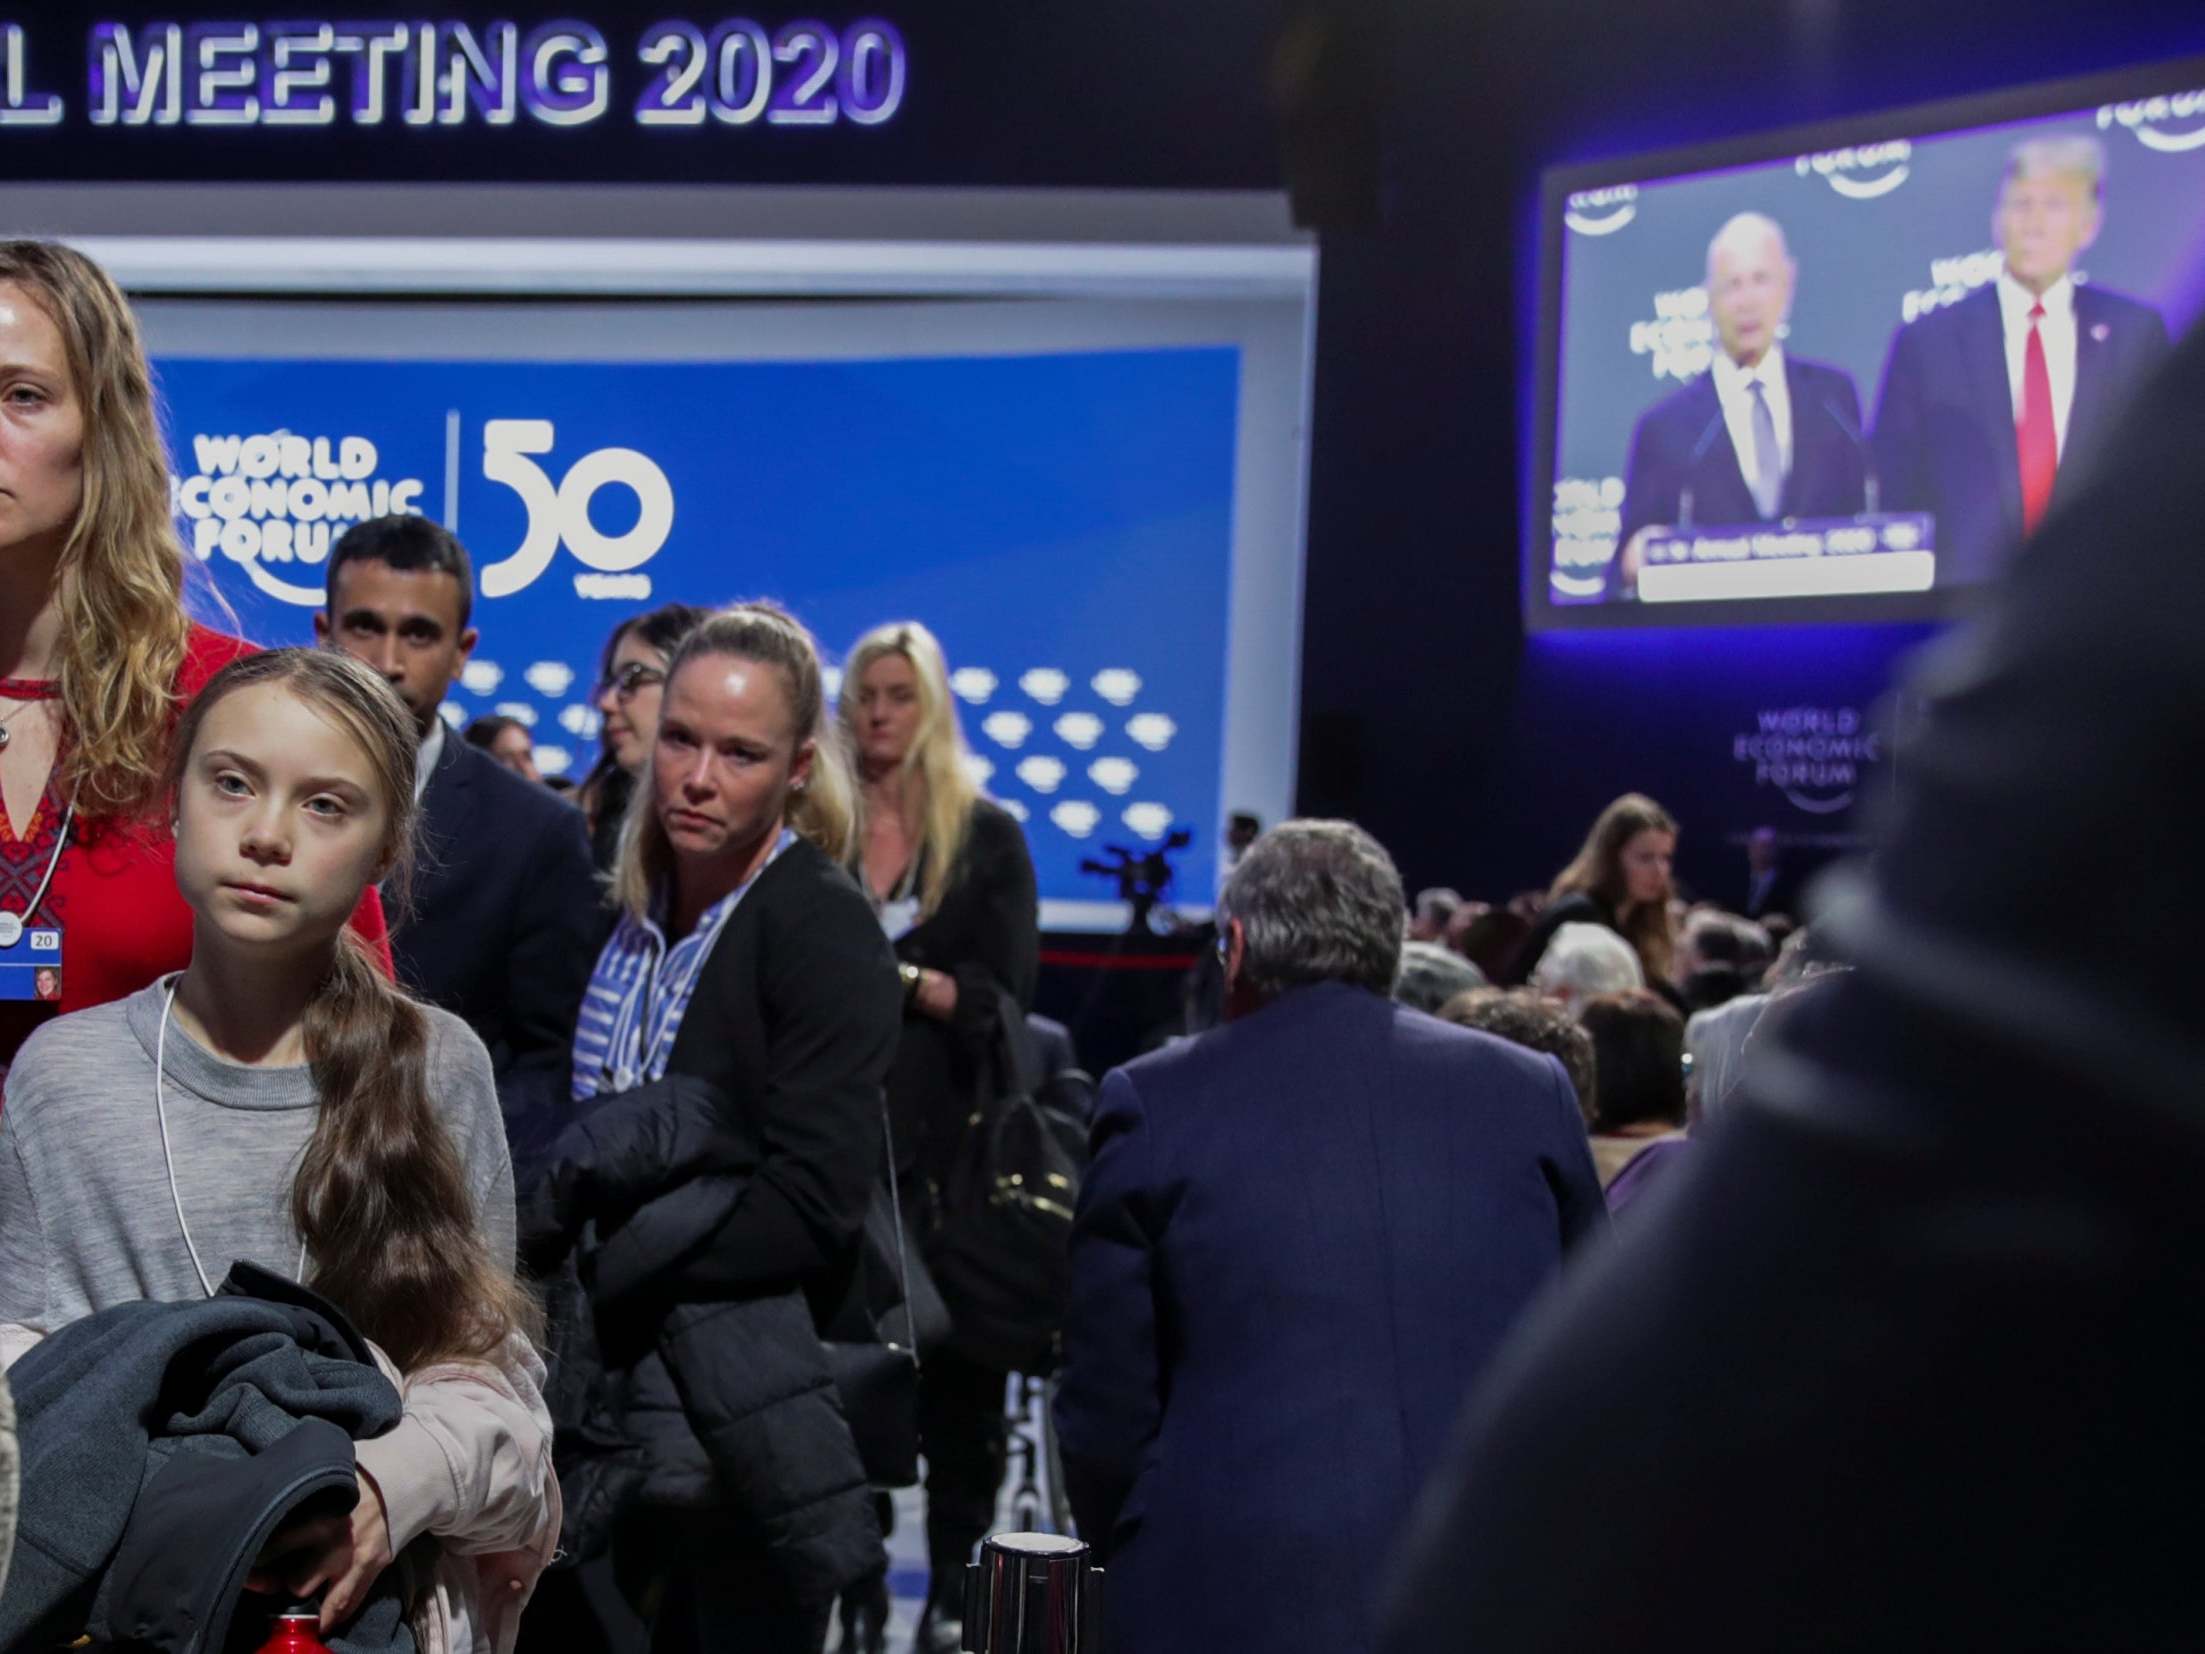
[0,650,555,1651]
[840,620,1038,1652]
[565,601,902,1651]
[0,241,390,1071]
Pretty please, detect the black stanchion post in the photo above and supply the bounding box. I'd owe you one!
[961,1532,1103,1653]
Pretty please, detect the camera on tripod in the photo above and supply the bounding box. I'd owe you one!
[1078,829,1192,933]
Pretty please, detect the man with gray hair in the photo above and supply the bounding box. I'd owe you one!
[1873,132,2170,588]
[1056,820,1604,1654]
[1611,209,1869,597]
[1408,886,1463,942]
[1394,939,1487,1014]
[1530,919,1646,1011]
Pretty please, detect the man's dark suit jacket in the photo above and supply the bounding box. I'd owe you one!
[1380,317,2205,1651]
[1871,280,2170,589]
[1742,861,1800,921]
[1608,354,1869,598]
[1055,982,1606,1654]
[393,733,600,1090]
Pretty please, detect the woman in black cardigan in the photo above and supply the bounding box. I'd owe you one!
[562,602,901,1654]
[841,621,1039,1653]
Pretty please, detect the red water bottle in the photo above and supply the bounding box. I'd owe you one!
[254,1604,333,1654]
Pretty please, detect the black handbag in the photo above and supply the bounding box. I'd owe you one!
[924,993,1089,1375]
[822,1104,927,1488]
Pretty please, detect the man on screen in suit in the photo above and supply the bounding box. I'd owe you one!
[1871,135,2170,589]
[1609,213,1870,599]
[316,515,600,1149]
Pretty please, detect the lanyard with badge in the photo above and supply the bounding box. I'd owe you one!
[0,801,74,1003]
[876,854,923,943]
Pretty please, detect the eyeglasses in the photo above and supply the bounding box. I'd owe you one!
[599,661,666,701]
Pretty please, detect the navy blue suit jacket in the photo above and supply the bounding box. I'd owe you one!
[391,734,601,1091]
[1054,982,1606,1654]
[1609,354,1869,598]
[1871,281,2170,589]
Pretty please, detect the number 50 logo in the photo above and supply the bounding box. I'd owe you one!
[478,420,676,599]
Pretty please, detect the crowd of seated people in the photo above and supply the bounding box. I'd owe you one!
[1381,790,1823,1214]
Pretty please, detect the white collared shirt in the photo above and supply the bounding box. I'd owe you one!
[1710,344,1792,502]
[414,714,446,803]
[1996,268,2077,458]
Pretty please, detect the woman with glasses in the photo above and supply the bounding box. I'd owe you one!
[576,603,707,875]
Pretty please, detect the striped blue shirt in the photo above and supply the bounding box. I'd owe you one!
[571,829,796,1102]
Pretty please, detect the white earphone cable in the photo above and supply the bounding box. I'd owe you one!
[156,980,308,1298]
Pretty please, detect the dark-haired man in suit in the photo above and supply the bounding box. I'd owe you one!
[316,515,599,1150]
[1610,212,1869,598]
[1872,134,2170,590]
[1742,825,1799,921]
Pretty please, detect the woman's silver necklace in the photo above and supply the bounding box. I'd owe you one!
[0,700,35,749]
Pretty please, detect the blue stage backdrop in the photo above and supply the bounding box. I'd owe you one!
[158,347,1242,912]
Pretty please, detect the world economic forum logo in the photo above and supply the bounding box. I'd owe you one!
[1564,184,1637,236]
[1732,705,1882,815]
[2097,90,2205,153]
[173,431,427,606]
[175,419,676,607]
[1795,140,1911,200]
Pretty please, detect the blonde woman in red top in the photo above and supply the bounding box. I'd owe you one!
[0,242,388,1070]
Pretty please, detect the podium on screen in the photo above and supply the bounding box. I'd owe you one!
[1636,512,1936,603]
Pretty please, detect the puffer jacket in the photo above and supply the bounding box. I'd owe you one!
[0,1264,413,1653]
[521,1074,880,1605]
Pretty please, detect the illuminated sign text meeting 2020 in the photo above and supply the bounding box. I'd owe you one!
[0,19,907,130]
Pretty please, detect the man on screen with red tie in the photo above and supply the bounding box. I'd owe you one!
[1871,135,2170,590]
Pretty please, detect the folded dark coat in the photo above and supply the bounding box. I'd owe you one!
[0,1263,413,1654]
[521,1073,880,1606]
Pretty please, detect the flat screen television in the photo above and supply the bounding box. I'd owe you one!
[1529,53,2205,629]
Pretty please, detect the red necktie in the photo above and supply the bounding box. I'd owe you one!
[2017,300,2057,536]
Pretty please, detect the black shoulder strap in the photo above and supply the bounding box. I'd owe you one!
[878,1099,920,1372]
